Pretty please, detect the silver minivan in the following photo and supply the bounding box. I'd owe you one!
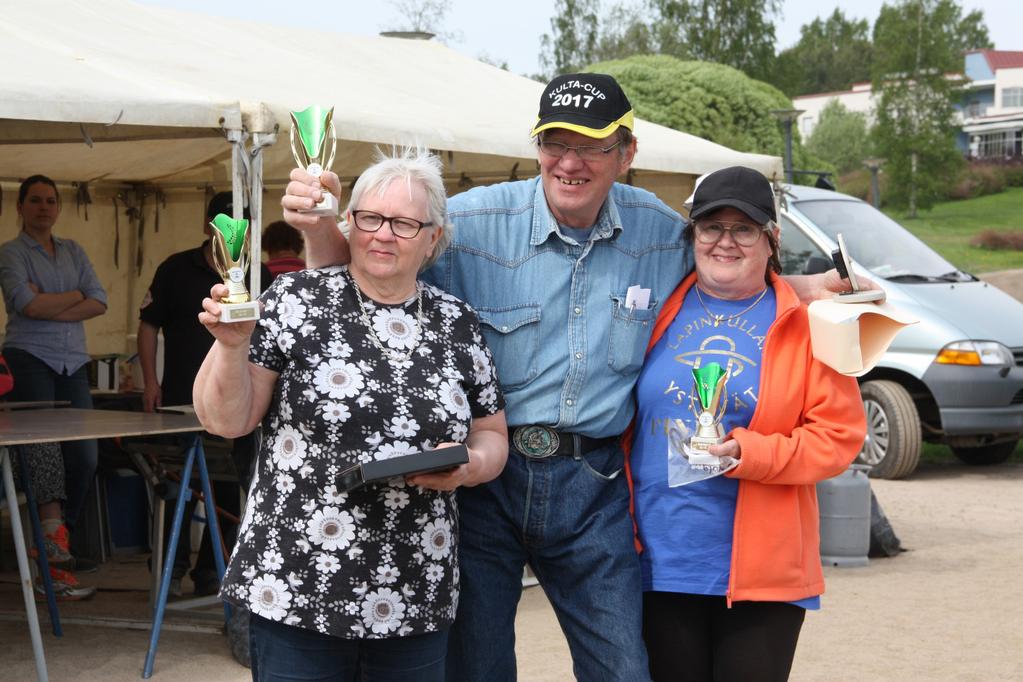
[776,185,1023,478]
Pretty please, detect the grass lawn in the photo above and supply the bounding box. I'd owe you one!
[884,187,1023,275]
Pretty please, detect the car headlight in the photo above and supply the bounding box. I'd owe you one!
[935,341,1014,366]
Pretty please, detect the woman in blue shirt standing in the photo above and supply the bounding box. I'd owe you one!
[0,175,107,595]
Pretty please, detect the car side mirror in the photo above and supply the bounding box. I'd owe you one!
[802,255,832,275]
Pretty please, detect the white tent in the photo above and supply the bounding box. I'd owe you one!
[0,0,782,357]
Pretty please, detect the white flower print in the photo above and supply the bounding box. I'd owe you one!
[313,359,364,399]
[275,472,296,495]
[277,330,297,353]
[437,301,462,320]
[450,422,468,442]
[326,339,352,358]
[361,587,406,635]
[438,379,471,420]
[371,307,419,350]
[375,564,400,585]
[322,401,351,424]
[261,550,284,572]
[272,426,307,472]
[315,553,342,574]
[425,563,444,582]
[306,506,357,550]
[383,487,410,510]
[389,416,420,439]
[249,574,292,621]
[469,345,491,384]
[377,441,417,461]
[277,292,307,329]
[421,518,453,561]
[479,384,497,407]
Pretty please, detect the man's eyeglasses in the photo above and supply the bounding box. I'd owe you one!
[351,210,434,239]
[538,139,622,161]
[693,220,768,247]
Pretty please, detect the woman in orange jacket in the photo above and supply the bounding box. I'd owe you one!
[626,166,866,682]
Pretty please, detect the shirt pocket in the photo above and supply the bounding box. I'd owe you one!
[476,303,541,391]
[608,293,657,375]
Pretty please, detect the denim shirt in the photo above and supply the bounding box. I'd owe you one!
[424,177,693,438]
[0,232,107,374]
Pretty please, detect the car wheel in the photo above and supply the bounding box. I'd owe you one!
[952,439,1018,466]
[858,380,922,479]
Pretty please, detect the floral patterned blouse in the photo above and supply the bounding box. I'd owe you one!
[220,265,504,639]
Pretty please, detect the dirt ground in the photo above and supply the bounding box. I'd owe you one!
[2,457,1021,681]
[979,269,1023,303]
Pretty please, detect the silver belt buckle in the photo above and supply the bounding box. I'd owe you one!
[512,425,560,458]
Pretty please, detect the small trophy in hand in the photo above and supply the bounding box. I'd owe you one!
[290,105,339,216]
[209,213,260,323]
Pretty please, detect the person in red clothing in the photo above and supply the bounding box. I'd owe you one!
[262,220,305,280]
[627,166,866,682]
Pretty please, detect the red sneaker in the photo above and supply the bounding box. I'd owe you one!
[28,524,75,570]
[35,567,96,601]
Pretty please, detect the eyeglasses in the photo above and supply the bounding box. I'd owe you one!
[351,210,434,239]
[693,220,768,247]
[538,139,622,161]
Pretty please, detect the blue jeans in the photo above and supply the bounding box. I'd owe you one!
[4,347,98,531]
[447,443,650,682]
[249,614,447,682]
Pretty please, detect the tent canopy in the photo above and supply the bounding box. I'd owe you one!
[0,0,781,186]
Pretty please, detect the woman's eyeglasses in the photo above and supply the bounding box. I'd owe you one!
[351,210,433,239]
[693,220,768,247]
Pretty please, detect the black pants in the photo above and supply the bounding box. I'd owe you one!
[643,592,806,682]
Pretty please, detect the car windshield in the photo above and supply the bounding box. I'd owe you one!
[792,199,965,280]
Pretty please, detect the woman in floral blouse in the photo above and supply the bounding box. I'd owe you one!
[193,148,508,681]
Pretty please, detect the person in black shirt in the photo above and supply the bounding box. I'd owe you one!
[137,191,271,596]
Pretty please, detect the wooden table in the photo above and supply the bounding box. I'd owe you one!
[0,408,217,682]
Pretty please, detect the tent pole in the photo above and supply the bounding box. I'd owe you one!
[248,130,278,296]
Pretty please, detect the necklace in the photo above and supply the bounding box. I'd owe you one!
[694,285,769,327]
[347,269,425,363]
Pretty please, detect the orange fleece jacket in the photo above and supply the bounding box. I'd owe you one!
[624,272,866,604]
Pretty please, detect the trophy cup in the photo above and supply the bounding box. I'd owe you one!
[209,213,260,323]
[685,362,730,470]
[289,105,339,216]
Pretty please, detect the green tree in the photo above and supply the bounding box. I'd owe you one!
[651,0,781,81]
[539,0,780,81]
[589,54,794,159]
[774,10,873,97]
[538,0,602,77]
[806,101,870,174]
[871,0,988,215]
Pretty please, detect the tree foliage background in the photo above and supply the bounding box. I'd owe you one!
[587,54,828,177]
[806,101,870,175]
[871,0,990,215]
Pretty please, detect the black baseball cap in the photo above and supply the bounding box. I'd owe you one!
[206,191,250,220]
[689,166,776,225]
[530,73,634,139]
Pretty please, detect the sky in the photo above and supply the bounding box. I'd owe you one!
[142,0,1021,78]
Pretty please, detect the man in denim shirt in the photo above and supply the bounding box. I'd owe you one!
[284,74,852,681]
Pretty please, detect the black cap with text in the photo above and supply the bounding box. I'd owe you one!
[530,73,634,139]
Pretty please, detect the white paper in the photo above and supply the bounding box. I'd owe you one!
[808,300,917,377]
[626,285,651,311]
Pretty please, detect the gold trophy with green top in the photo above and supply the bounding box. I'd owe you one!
[685,362,730,470]
[209,213,260,323]
[289,105,339,216]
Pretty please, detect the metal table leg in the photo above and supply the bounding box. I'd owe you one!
[2,447,49,682]
[141,441,195,679]
[194,438,230,621]
[15,446,62,636]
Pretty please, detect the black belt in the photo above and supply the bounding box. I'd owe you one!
[511,425,615,459]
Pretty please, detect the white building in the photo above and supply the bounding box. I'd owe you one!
[793,82,875,138]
